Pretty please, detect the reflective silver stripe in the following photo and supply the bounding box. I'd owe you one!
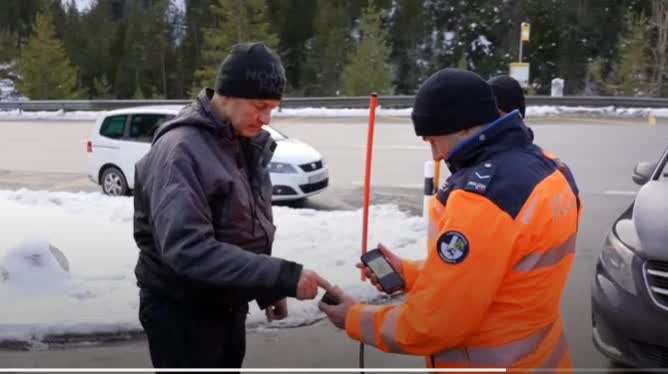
[531,332,568,373]
[433,324,552,366]
[359,309,377,347]
[431,198,446,216]
[428,218,439,242]
[429,203,443,242]
[379,307,403,353]
[432,347,469,364]
[514,234,576,272]
[520,198,538,224]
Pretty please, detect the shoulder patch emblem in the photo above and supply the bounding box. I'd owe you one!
[436,231,469,264]
[464,162,496,195]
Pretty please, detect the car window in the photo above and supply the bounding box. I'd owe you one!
[99,115,127,139]
[128,114,172,143]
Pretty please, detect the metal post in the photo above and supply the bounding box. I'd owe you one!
[423,160,435,225]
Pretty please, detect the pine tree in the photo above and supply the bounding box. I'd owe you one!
[114,1,145,99]
[163,0,188,98]
[133,84,145,99]
[82,1,118,98]
[266,0,317,94]
[340,2,393,96]
[48,0,66,40]
[303,0,351,96]
[16,8,79,99]
[179,0,217,98]
[388,0,427,94]
[650,0,668,95]
[93,75,112,99]
[607,13,651,96]
[0,30,19,99]
[142,1,170,99]
[0,0,41,46]
[0,30,18,64]
[62,1,86,90]
[194,0,279,89]
[584,57,608,95]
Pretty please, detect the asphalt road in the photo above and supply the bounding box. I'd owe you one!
[0,115,667,372]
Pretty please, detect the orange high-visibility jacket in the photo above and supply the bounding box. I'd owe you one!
[345,112,581,371]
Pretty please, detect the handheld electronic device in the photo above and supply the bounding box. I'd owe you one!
[360,248,405,294]
[321,291,340,305]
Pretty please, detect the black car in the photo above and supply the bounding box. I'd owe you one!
[591,145,668,368]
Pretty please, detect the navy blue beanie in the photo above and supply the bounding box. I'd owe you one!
[215,42,286,100]
[411,68,500,136]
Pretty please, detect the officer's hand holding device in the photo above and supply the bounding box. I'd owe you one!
[319,286,356,329]
[359,246,405,294]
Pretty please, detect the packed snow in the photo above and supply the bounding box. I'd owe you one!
[0,189,427,346]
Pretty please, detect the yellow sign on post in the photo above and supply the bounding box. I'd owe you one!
[521,22,531,42]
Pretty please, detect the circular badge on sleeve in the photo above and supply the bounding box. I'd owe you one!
[436,231,469,264]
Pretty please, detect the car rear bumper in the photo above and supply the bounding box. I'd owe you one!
[591,260,668,368]
[86,160,100,185]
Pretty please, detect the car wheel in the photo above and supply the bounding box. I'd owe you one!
[101,166,129,196]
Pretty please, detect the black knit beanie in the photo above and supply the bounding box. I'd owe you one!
[488,75,526,118]
[411,68,500,137]
[214,42,286,100]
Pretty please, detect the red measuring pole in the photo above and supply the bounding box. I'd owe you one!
[361,93,378,280]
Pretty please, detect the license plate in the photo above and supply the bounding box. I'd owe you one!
[308,172,327,184]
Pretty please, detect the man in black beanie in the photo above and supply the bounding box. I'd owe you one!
[488,75,526,118]
[133,42,332,370]
[488,74,535,140]
[320,68,580,372]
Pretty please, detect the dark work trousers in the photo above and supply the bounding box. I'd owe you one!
[138,289,249,371]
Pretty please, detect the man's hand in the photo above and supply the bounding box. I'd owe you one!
[356,243,403,294]
[296,269,332,300]
[318,286,357,330]
[265,298,288,322]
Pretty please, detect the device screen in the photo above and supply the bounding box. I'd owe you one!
[368,255,394,278]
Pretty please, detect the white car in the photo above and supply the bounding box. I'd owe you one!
[86,106,329,201]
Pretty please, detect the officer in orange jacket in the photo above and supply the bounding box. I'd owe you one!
[319,68,581,372]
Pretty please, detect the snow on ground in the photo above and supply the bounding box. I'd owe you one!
[1,105,668,121]
[0,189,426,345]
[0,109,100,121]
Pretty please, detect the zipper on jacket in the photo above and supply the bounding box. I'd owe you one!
[247,140,272,251]
[236,137,273,253]
[236,140,258,238]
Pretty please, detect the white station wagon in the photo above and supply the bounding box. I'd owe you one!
[86,106,329,201]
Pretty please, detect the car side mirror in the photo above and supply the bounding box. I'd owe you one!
[632,161,656,185]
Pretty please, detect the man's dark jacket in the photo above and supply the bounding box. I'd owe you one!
[133,89,302,309]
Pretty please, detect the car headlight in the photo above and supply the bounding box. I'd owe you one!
[269,162,298,174]
[600,232,637,295]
